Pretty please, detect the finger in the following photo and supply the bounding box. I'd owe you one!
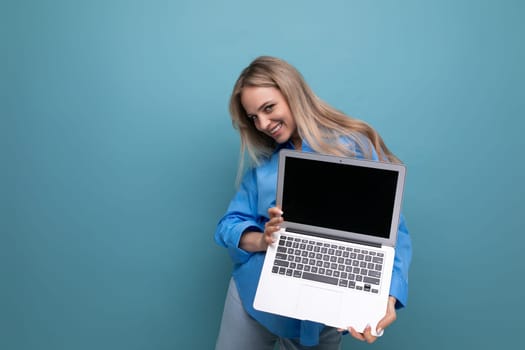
[362,325,377,344]
[268,216,283,225]
[376,305,397,334]
[348,327,366,342]
[268,207,283,218]
[264,220,282,233]
[263,227,280,244]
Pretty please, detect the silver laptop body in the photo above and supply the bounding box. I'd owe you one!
[253,149,406,335]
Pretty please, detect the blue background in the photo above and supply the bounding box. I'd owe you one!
[2,0,524,349]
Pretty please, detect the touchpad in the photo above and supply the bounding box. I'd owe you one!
[297,285,342,323]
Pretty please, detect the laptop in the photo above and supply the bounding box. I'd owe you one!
[253,149,406,335]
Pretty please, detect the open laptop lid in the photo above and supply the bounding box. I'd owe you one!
[276,149,406,248]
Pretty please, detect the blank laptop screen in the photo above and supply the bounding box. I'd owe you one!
[282,157,399,239]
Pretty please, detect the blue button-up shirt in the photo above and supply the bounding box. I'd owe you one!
[215,139,412,346]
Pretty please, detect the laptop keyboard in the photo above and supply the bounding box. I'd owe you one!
[271,234,384,294]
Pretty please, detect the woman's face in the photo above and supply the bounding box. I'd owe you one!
[241,86,300,147]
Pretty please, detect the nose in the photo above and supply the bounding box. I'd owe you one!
[255,115,270,131]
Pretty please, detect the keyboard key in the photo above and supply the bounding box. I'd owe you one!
[302,272,338,286]
[363,276,380,285]
[373,257,384,264]
[368,270,381,278]
[274,259,289,267]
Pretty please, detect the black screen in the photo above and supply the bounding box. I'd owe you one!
[282,157,398,239]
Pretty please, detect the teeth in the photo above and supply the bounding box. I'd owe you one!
[270,122,282,134]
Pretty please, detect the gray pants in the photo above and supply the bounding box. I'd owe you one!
[215,278,342,350]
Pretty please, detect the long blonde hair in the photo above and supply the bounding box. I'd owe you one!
[229,56,400,175]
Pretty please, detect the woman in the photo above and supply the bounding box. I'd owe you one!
[214,56,412,349]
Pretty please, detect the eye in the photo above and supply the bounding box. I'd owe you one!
[263,104,274,113]
[247,114,258,121]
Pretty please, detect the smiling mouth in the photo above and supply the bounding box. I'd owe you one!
[269,122,283,135]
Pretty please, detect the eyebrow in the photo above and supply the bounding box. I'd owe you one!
[256,100,274,112]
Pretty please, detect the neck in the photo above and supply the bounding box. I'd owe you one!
[292,138,302,150]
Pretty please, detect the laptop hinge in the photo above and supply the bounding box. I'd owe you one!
[285,228,382,248]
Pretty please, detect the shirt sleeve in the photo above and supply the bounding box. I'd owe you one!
[389,214,412,309]
[214,168,264,265]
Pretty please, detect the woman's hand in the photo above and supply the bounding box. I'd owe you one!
[239,207,283,252]
[338,296,397,344]
[263,207,284,246]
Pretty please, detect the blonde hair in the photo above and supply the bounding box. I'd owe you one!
[229,56,401,176]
